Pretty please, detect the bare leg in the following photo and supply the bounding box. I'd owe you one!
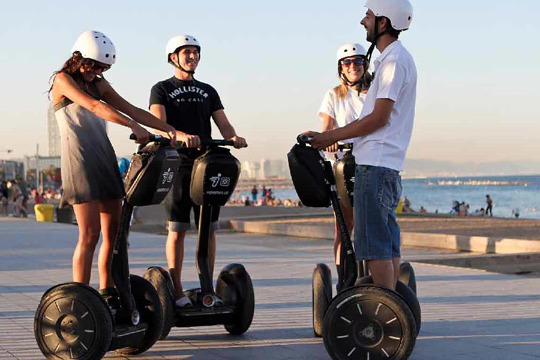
[72,201,101,285]
[97,199,122,290]
[367,259,395,290]
[392,257,401,288]
[166,230,187,299]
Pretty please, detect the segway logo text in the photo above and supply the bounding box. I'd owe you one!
[209,173,231,188]
[162,168,174,185]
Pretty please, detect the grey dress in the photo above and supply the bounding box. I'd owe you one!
[54,83,124,208]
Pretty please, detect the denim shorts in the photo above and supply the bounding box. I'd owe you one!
[354,165,402,260]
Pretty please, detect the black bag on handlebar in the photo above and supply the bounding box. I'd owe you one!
[333,151,356,208]
[124,143,181,206]
[190,147,241,206]
[287,144,330,207]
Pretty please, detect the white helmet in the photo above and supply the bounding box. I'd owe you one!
[336,43,367,63]
[71,30,116,65]
[166,34,201,63]
[365,0,413,31]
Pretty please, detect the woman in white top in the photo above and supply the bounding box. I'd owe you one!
[318,43,369,283]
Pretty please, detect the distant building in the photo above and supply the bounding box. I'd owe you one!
[240,159,289,180]
[0,160,24,181]
[48,103,61,157]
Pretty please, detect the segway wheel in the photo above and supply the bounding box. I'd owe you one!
[216,263,255,335]
[313,263,332,337]
[144,266,175,340]
[399,262,417,295]
[116,275,164,355]
[355,276,422,336]
[323,285,416,360]
[34,283,112,360]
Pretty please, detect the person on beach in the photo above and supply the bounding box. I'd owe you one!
[303,0,416,291]
[486,194,493,216]
[149,34,247,308]
[7,180,26,217]
[318,42,369,284]
[50,30,177,304]
[0,181,9,216]
[251,185,258,202]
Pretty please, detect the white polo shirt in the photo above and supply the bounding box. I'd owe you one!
[318,87,365,160]
[352,40,417,171]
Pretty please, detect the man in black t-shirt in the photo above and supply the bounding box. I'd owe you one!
[150,34,247,308]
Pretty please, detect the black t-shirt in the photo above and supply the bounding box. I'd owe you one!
[149,77,224,143]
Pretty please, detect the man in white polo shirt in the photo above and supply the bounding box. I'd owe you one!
[306,0,416,291]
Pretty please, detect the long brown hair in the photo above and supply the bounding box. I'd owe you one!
[47,51,103,99]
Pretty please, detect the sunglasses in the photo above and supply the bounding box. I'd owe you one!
[340,58,365,66]
[88,60,111,72]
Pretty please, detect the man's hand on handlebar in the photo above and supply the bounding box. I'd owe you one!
[301,130,339,151]
[229,135,248,149]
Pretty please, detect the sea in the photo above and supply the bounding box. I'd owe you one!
[233,175,540,219]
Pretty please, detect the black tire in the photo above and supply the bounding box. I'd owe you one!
[216,263,255,335]
[116,275,164,355]
[355,276,421,336]
[395,281,421,336]
[399,262,417,295]
[34,283,113,360]
[144,266,176,340]
[313,263,332,337]
[323,285,416,360]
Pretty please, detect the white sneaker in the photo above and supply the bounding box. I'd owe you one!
[175,295,193,308]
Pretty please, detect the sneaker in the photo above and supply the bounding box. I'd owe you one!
[175,295,193,308]
[214,296,225,307]
[99,288,121,311]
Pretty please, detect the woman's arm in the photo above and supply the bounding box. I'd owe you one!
[53,73,152,143]
[99,80,177,145]
[319,113,338,152]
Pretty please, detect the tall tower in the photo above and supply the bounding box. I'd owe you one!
[48,103,61,156]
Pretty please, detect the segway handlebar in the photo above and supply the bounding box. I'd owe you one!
[297,134,352,150]
[337,143,353,150]
[129,133,172,145]
[202,139,235,147]
[297,134,313,144]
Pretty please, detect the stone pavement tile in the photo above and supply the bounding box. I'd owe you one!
[2,219,540,359]
[414,336,540,360]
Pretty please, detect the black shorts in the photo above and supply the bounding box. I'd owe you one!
[165,152,221,232]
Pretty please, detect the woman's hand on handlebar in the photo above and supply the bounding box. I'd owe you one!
[165,125,178,147]
[178,132,201,148]
[325,143,339,153]
[229,135,247,149]
[130,122,151,144]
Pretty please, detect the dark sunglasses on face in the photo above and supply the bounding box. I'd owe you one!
[341,58,365,66]
[88,60,110,72]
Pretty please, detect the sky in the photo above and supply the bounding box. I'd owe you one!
[1,0,539,165]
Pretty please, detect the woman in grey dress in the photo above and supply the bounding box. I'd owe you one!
[50,30,177,299]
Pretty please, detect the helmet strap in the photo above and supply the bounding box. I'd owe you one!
[363,16,389,85]
[172,48,196,75]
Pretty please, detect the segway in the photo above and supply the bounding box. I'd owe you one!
[288,135,421,360]
[34,135,180,359]
[144,139,255,340]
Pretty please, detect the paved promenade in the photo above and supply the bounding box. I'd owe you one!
[1,218,540,359]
